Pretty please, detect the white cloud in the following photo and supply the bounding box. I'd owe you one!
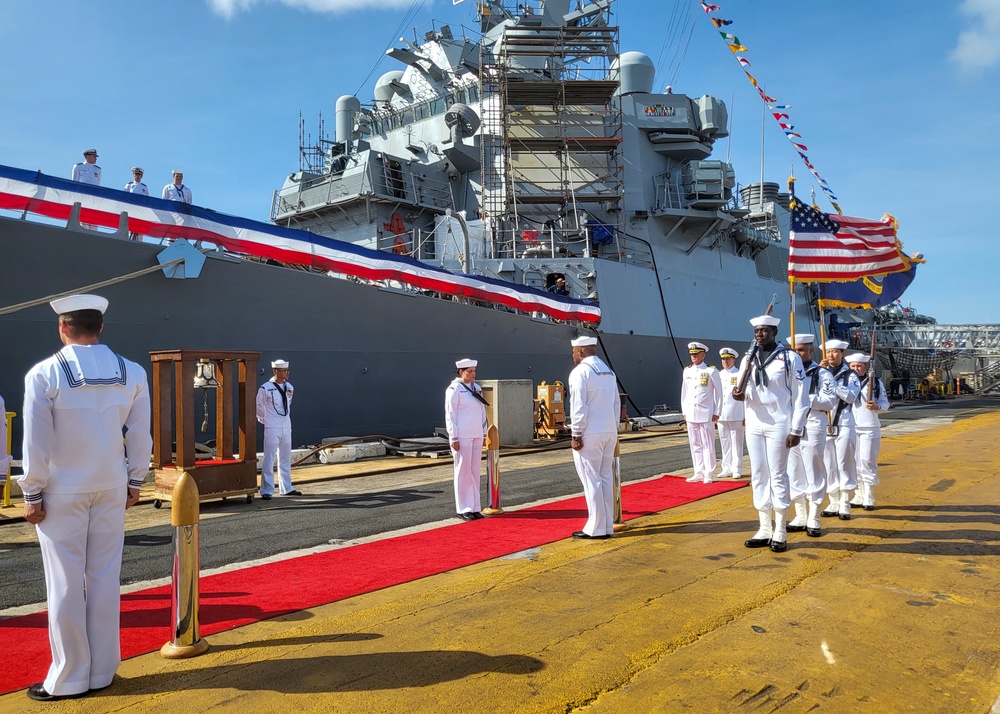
[208,0,413,20]
[951,0,1000,73]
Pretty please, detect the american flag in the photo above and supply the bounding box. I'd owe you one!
[788,201,908,283]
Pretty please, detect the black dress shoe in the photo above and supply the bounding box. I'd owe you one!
[283,490,303,496]
[471,512,484,519]
[456,513,475,521]
[863,505,875,511]
[786,524,807,533]
[769,540,787,553]
[744,537,771,548]
[820,509,839,517]
[260,494,272,500]
[806,527,822,537]
[838,513,851,520]
[27,684,85,701]
[572,531,610,539]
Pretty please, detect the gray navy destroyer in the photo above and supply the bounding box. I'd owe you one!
[0,0,821,452]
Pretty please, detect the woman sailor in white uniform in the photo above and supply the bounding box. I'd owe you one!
[445,359,488,520]
[847,353,889,510]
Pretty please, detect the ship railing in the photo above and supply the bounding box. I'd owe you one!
[487,224,651,268]
[652,171,739,215]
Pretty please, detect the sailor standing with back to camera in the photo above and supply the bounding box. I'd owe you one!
[18,294,151,702]
[256,360,299,499]
[445,359,488,520]
[567,336,620,539]
[732,315,810,553]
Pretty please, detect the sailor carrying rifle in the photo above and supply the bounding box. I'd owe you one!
[819,339,861,520]
[847,352,889,511]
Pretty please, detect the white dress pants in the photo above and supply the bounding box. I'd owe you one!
[262,425,293,495]
[686,421,716,478]
[36,487,126,696]
[855,427,881,487]
[788,416,828,504]
[572,432,616,536]
[451,437,483,514]
[717,420,744,475]
[824,426,857,495]
[745,424,791,512]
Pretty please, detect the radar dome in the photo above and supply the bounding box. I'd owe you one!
[374,70,405,105]
[612,52,655,96]
[336,95,362,144]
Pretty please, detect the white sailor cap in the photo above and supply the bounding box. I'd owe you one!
[719,347,738,358]
[749,315,780,327]
[271,359,289,369]
[571,336,598,347]
[687,342,708,354]
[50,293,108,315]
[824,339,849,351]
[83,148,98,156]
[131,166,144,173]
[455,358,477,369]
[172,169,183,175]
[787,334,815,345]
[846,353,870,364]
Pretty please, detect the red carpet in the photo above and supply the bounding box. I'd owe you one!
[0,475,743,695]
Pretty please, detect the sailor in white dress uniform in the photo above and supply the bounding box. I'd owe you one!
[716,347,745,478]
[785,334,837,537]
[820,339,862,519]
[732,315,810,553]
[0,393,11,489]
[162,170,192,203]
[681,342,722,483]
[445,358,487,519]
[18,294,151,701]
[847,353,889,510]
[70,149,101,185]
[568,336,620,539]
[256,360,296,498]
[123,167,149,195]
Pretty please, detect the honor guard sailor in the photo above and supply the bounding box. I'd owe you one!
[70,149,101,185]
[567,336,620,539]
[162,170,192,203]
[681,342,722,483]
[819,339,861,519]
[732,315,810,553]
[785,335,837,537]
[847,353,889,510]
[716,347,745,478]
[124,167,149,195]
[18,294,152,701]
[256,360,298,498]
[445,359,488,520]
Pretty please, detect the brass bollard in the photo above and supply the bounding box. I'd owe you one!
[612,439,628,532]
[160,472,210,658]
[481,425,504,515]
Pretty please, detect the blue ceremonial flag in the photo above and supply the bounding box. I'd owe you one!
[816,253,924,309]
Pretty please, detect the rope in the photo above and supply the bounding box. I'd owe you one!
[0,257,185,316]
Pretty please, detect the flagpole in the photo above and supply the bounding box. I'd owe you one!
[759,87,765,209]
[818,303,828,361]
[789,280,796,349]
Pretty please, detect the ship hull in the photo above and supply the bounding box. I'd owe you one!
[1,217,703,453]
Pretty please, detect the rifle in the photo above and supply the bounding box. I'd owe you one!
[866,326,878,403]
[733,294,777,399]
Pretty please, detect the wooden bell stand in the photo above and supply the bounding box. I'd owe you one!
[150,350,260,508]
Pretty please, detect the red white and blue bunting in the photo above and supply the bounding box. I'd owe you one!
[0,164,601,324]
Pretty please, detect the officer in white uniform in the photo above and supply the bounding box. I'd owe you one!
[820,339,861,519]
[162,170,192,203]
[681,342,722,483]
[123,167,149,195]
[256,359,297,499]
[445,358,488,520]
[568,336,620,539]
[716,346,745,478]
[18,294,151,702]
[70,149,101,185]
[847,353,889,510]
[732,315,809,553]
[785,334,837,537]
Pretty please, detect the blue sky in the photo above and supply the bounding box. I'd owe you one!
[1,0,996,323]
